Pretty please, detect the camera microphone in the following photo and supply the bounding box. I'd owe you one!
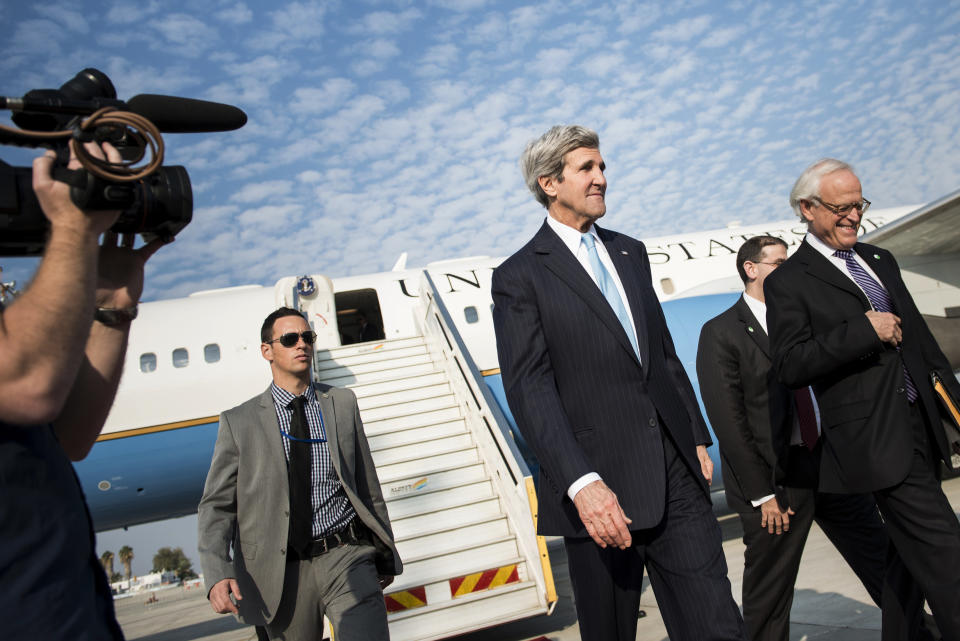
[2,93,247,134]
[125,94,247,133]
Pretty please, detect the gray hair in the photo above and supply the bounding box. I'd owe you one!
[521,125,600,209]
[789,158,855,218]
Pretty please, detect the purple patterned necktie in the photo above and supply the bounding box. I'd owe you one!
[834,249,917,402]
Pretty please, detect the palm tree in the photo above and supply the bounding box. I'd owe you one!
[100,551,114,579]
[118,546,134,580]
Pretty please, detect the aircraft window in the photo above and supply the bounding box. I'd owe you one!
[204,343,221,363]
[140,353,157,373]
[660,278,675,295]
[464,306,479,324]
[172,348,189,368]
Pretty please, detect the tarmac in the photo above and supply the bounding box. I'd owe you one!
[115,476,960,641]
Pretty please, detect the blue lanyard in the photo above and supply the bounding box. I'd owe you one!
[281,401,327,443]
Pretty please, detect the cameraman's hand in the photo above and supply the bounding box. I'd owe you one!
[32,141,122,238]
[96,232,166,311]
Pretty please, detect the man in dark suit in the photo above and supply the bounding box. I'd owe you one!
[492,125,745,641]
[198,307,401,641]
[698,235,895,641]
[765,158,960,640]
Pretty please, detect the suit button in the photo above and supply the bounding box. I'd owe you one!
[648,417,657,428]
[280,548,286,555]
[284,510,289,517]
[897,387,905,394]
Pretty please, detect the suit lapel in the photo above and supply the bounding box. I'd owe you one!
[603,229,650,370]
[257,388,289,499]
[534,222,641,365]
[315,386,342,480]
[734,296,769,358]
[798,240,870,309]
[854,244,905,312]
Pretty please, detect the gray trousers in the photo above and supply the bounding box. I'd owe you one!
[265,542,389,641]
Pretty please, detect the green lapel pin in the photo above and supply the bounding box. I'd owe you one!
[873,254,880,260]
[747,326,755,333]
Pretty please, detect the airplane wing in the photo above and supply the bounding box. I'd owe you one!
[863,187,960,369]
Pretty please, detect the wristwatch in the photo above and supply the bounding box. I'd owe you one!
[94,306,138,327]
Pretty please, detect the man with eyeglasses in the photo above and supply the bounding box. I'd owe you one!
[765,159,960,639]
[698,235,898,641]
[198,307,400,641]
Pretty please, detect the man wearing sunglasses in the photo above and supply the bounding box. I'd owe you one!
[198,307,400,641]
[765,159,960,639]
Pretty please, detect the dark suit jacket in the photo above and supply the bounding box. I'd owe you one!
[197,383,401,626]
[764,239,960,493]
[696,296,793,514]
[492,221,711,537]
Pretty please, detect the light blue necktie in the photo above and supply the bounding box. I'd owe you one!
[581,234,640,359]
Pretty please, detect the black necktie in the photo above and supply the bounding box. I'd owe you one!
[287,396,312,554]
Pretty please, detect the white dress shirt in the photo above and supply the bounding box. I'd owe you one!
[545,215,643,501]
[804,232,886,305]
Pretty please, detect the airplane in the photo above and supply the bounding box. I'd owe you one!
[75,194,960,532]
[49,192,959,639]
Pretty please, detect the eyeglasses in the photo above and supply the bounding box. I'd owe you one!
[265,331,317,347]
[810,197,871,216]
[754,259,786,267]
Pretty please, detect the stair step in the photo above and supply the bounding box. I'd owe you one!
[317,344,428,370]
[372,434,475,466]
[377,446,479,483]
[349,372,448,399]
[395,518,512,561]
[385,480,494,519]
[381,464,486,503]
[387,581,543,641]
[360,396,458,424]
[369,419,467,452]
[319,362,439,388]
[358,382,452,411]
[390,496,501,540]
[362,407,463,435]
[315,353,434,381]
[316,336,425,361]
[392,540,521,589]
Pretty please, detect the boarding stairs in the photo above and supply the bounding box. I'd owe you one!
[311,272,555,641]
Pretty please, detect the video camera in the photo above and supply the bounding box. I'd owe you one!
[0,69,246,256]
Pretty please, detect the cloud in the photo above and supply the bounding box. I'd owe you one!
[289,78,357,115]
[230,180,295,204]
[217,2,253,25]
[653,15,712,42]
[349,8,422,36]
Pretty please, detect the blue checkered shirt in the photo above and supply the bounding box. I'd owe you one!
[270,383,355,538]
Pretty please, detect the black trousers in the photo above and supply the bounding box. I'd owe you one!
[873,402,960,641]
[564,434,745,641]
[739,445,892,641]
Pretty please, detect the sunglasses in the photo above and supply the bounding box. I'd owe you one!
[265,331,317,348]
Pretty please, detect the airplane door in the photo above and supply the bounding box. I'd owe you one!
[273,274,340,348]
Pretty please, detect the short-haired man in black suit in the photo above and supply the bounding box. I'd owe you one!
[698,235,900,641]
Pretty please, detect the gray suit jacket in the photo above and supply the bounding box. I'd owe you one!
[197,383,401,626]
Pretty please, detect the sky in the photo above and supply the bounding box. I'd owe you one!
[2,0,960,577]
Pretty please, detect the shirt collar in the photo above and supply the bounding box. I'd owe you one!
[741,291,767,334]
[546,215,599,254]
[805,230,849,260]
[271,381,315,408]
